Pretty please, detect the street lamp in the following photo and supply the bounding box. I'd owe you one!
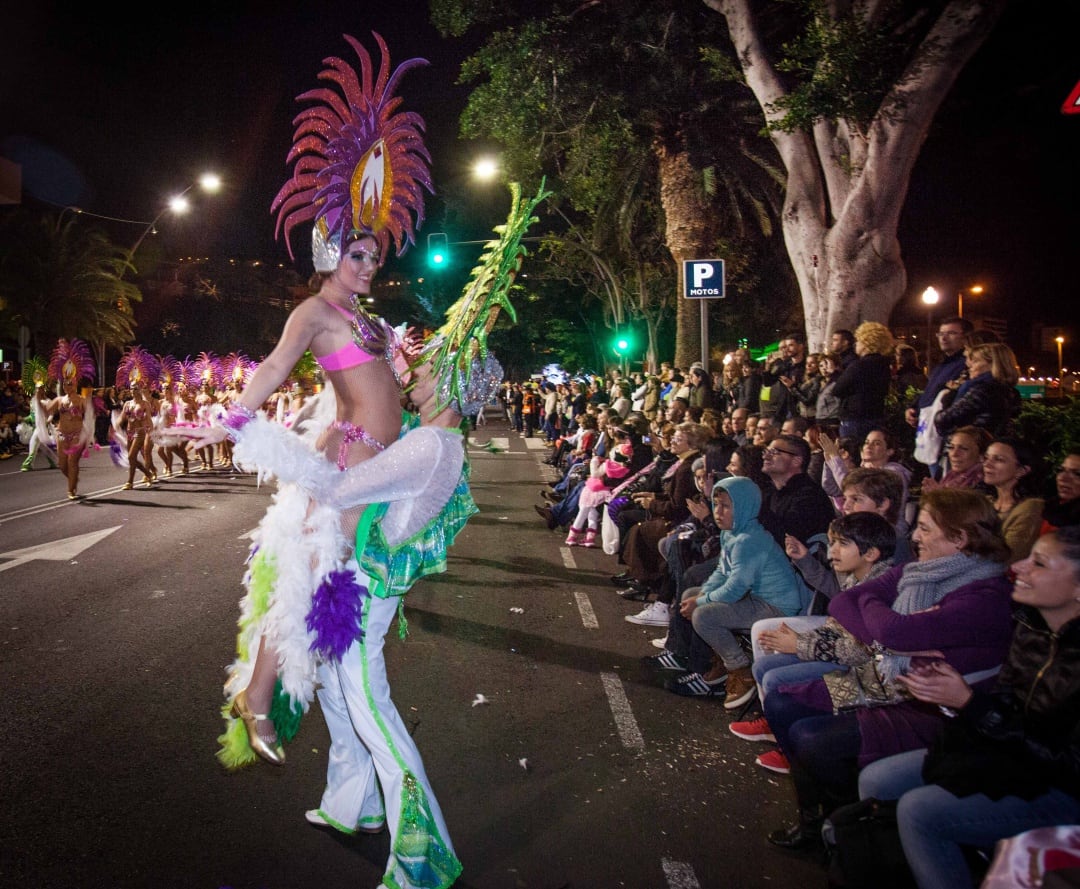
[1057,336,1065,386]
[129,172,222,258]
[957,284,983,318]
[472,157,499,182]
[922,287,940,371]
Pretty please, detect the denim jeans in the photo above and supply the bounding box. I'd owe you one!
[858,749,1080,889]
[683,588,785,671]
[752,651,837,703]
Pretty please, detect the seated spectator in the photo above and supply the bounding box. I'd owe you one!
[839,467,913,563]
[731,513,898,763]
[934,341,1022,440]
[920,425,991,492]
[615,423,710,599]
[565,441,633,548]
[759,433,838,550]
[653,476,801,709]
[624,457,716,630]
[1044,451,1080,529]
[823,428,912,536]
[982,436,1045,564]
[857,526,1080,889]
[820,434,860,511]
[726,443,770,496]
[760,489,1014,850]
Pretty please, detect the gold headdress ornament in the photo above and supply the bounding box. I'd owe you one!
[48,338,95,387]
[420,180,549,416]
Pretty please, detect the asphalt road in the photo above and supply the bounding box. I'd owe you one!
[0,419,823,889]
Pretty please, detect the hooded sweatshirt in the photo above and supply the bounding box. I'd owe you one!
[697,476,802,614]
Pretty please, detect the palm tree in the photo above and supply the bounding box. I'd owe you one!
[0,209,141,372]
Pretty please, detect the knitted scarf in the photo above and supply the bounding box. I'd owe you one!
[879,552,1005,682]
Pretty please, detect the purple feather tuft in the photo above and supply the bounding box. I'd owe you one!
[306,569,368,660]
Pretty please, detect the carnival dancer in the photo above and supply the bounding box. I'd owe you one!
[193,352,223,471]
[35,339,95,499]
[153,355,191,476]
[18,357,58,472]
[115,347,161,489]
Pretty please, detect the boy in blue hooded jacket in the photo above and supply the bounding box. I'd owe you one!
[664,475,803,709]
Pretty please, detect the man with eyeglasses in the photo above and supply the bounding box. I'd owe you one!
[905,316,973,429]
[759,434,837,549]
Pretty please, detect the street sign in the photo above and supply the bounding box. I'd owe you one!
[1063,79,1080,115]
[683,259,725,299]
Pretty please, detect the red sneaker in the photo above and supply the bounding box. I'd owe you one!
[755,750,791,775]
[729,716,776,743]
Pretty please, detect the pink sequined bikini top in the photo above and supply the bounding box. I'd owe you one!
[315,300,383,372]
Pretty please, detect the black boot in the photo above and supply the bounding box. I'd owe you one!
[767,807,824,850]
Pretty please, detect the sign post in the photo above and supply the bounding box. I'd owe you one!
[682,259,725,369]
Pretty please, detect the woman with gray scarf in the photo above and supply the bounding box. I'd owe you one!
[762,489,1015,850]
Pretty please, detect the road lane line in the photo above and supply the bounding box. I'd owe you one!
[600,672,644,750]
[523,437,545,449]
[661,858,701,888]
[573,591,598,629]
[559,546,575,569]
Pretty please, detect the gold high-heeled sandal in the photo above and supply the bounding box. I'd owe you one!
[230,688,285,765]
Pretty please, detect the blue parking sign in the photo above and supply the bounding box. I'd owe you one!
[683,259,725,299]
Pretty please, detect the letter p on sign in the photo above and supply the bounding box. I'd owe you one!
[682,259,725,299]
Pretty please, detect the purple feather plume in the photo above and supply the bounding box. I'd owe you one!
[306,569,368,660]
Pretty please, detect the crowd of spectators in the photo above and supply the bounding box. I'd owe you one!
[524,319,1080,888]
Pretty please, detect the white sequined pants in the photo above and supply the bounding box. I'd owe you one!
[315,590,457,872]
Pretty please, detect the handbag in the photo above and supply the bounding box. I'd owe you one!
[823,798,914,889]
[913,389,949,466]
[823,661,903,713]
[601,506,620,555]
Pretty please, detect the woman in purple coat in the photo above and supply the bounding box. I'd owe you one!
[762,488,1014,849]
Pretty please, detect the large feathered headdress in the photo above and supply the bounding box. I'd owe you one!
[194,351,222,389]
[271,32,433,271]
[420,180,549,416]
[49,338,95,387]
[222,352,255,387]
[116,346,161,390]
[157,354,183,391]
[21,356,49,395]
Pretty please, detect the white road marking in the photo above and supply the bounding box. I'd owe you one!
[488,437,509,451]
[662,858,701,889]
[559,546,576,569]
[0,526,123,573]
[600,672,644,750]
[523,437,545,449]
[574,591,598,629]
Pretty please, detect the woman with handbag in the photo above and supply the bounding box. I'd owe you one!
[761,489,1014,850]
[857,526,1080,889]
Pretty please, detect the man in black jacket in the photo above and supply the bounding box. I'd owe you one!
[759,433,836,548]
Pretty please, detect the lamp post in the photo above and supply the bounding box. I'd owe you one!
[1057,336,1065,388]
[921,287,940,372]
[957,284,983,319]
[129,173,222,259]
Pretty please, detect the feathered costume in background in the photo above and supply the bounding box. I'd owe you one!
[47,338,96,454]
[110,347,161,468]
[18,356,54,453]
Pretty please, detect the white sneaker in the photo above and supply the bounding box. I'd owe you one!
[651,636,668,649]
[625,601,670,627]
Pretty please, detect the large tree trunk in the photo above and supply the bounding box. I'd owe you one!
[708,0,1009,351]
[655,138,718,369]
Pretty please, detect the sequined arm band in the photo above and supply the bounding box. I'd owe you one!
[219,403,257,439]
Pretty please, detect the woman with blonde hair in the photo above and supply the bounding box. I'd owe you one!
[830,321,895,442]
[934,340,1021,439]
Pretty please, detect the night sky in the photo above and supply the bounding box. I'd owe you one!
[2,2,1077,367]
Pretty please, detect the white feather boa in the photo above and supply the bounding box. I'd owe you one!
[224,484,350,709]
